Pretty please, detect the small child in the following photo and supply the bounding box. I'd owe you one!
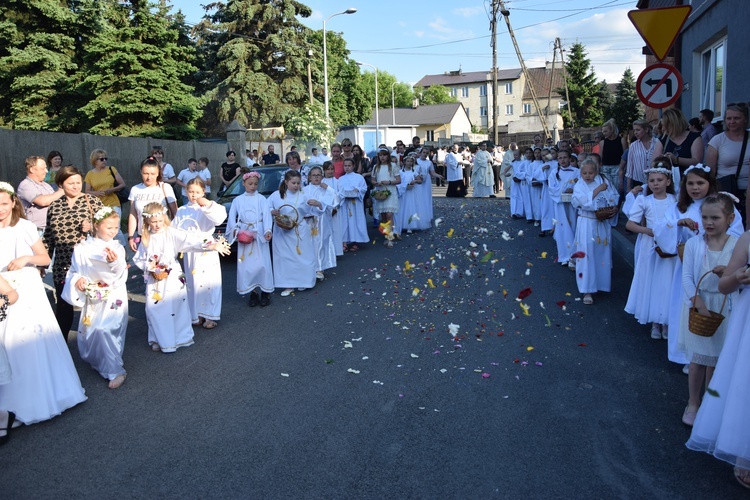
[336,158,369,252]
[528,148,544,226]
[395,155,420,236]
[548,149,579,266]
[508,149,524,219]
[519,148,535,222]
[371,150,401,248]
[572,158,619,304]
[62,207,129,389]
[172,178,227,329]
[625,160,678,338]
[678,193,739,426]
[133,202,229,352]
[226,172,274,307]
[176,158,201,205]
[538,148,557,236]
[303,166,337,280]
[321,161,343,257]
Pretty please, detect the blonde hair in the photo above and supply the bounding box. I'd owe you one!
[660,108,688,137]
[140,202,170,247]
[602,118,619,137]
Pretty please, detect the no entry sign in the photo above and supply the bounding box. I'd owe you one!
[636,63,683,108]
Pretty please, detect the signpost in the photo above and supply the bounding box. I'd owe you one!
[636,63,683,109]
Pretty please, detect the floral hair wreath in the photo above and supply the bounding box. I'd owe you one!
[683,163,711,175]
[93,207,115,223]
[142,206,168,218]
[0,181,15,195]
[718,191,740,203]
[243,171,261,180]
[644,166,673,176]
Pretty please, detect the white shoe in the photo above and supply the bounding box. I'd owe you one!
[316,271,324,280]
[661,325,669,339]
[280,288,293,297]
[651,324,662,339]
[682,364,690,375]
[297,287,306,291]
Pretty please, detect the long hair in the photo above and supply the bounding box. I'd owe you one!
[373,153,397,179]
[677,167,717,213]
[140,156,163,183]
[0,186,25,227]
[644,156,676,195]
[279,169,301,199]
[140,202,170,248]
[46,150,63,167]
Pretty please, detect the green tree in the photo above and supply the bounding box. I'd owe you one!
[284,103,335,150]
[596,80,615,120]
[559,42,601,127]
[414,85,456,105]
[194,0,313,133]
[609,68,643,132]
[77,0,203,138]
[0,0,78,130]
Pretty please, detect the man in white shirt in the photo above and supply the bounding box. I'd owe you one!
[246,149,256,168]
[445,144,467,198]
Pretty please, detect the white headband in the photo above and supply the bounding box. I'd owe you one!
[684,163,711,175]
[143,207,168,218]
[718,191,740,203]
[0,181,15,195]
[644,167,673,176]
[93,207,115,223]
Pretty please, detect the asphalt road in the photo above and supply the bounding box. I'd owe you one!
[2,197,746,499]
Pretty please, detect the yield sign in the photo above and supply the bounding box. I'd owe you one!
[628,6,692,61]
[636,63,683,109]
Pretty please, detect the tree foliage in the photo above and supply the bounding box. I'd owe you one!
[559,42,601,127]
[284,103,335,150]
[609,68,643,133]
[414,85,457,106]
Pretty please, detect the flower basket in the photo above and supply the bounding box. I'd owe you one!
[274,204,299,230]
[654,246,677,259]
[688,271,727,337]
[150,270,170,281]
[595,206,618,221]
[237,230,255,244]
[560,193,572,203]
[371,189,391,201]
[84,281,111,302]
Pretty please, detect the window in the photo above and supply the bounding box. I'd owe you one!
[426,130,435,142]
[523,104,532,114]
[480,106,488,117]
[479,85,487,96]
[505,82,513,94]
[466,108,470,117]
[450,87,457,98]
[700,37,727,119]
[505,104,513,115]
[461,87,469,98]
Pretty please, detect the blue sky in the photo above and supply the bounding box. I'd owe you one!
[169,0,646,86]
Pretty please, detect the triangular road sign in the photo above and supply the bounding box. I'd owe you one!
[628,6,692,61]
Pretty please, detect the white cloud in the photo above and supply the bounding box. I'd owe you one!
[427,17,475,41]
[453,6,484,18]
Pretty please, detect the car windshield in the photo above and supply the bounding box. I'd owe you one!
[226,168,285,197]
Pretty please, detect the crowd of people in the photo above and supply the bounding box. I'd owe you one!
[500,101,750,488]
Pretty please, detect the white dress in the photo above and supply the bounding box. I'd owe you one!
[0,219,86,424]
[518,160,534,221]
[572,177,620,293]
[173,201,227,322]
[336,172,369,244]
[678,236,738,365]
[395,170,421,233]
[510,160,525,217]
[372,163,400,215]
[267,189,319,289]
[133,228,213,352]
[62,237,129,380]
[548,167,579,264]
[539,161,557,232]
[414,159,434,229]
[472,150,495,197]
[303,184,337,272]
[624,194,678,324]
[528,159,543,220]
[686,240,750,468]
[226,192,274,294]
[322,177,344,256]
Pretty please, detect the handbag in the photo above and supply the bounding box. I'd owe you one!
[716,130,748,196]
[109,166,130,204]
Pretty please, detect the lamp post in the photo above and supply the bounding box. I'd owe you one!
[323,8,357,124]
[357,61,379,144]
[391,81,397,125]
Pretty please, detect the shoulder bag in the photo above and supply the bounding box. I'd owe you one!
[109,166,130,204]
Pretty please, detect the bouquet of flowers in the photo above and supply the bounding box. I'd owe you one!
[371,188,391,201]
[147,255,171,281]
[84,281,110,302]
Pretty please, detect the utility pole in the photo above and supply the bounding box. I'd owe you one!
[557,37,575,130]
[491,0,500,145]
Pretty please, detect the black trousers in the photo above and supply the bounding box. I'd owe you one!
[55,281,74,341]
[446,179,466,198]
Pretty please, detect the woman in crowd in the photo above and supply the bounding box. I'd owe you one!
[84,150,127,249]
[152,146,176,186]
[218,150,241,197]
[654,107,704,176]
[599,118,627,195]
[127,157,178,252]
[45,150,64,185]
[44,166,105,339]
[625,119,655,191]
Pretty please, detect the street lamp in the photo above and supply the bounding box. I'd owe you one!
[357,61,379,144]
[391,81,397,125]
[323,8,357,124]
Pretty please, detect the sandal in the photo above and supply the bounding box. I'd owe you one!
[192,317,205,326]
[203,319,218,329]
[734,467,750,490]
[108,373,127,389]
[349,244,359,252]
[583,294,593,305]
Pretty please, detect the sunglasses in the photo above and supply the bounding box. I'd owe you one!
[98,157,108,161]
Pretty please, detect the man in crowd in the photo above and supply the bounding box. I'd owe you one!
[699,109,717,148]
[262,145,280,165]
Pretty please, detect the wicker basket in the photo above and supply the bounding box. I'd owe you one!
[595,206,618,221]
[688,271,726,337]
[371,189,391,201]
[560,193,572,203]
[654,246,678,259]
[150,270,169,281]
[274,204,299,230]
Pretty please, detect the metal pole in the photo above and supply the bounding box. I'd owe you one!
[323,9,357,124]
[391,81,397,125]
[307,50,314,106]
[357,62,379,144]
[491,0,499,145]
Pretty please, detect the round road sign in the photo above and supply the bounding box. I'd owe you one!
[636,63,683,109]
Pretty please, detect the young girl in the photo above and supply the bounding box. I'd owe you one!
[519,148,535,222]
[62,207,129,389]
[268,170,322,296]
[172,178,227,329]
[548,150,579,266]
[624,161,678,338]
[528,148,544,226]
[678,193,739,427]
[538,149,557,236]
[572,158,619,304]
[336,158,369,252]
[321,162,344,257]
[303,166,337,280]
[509,149,525,219]
[133,202,229,352]
[686,227,750,488]
[371,148,401,248]
[395,155,420,236]
[226,172,273,307]
[414,147,441,229]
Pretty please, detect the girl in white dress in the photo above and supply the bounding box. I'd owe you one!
[62,208,129,389]
[173,178,227,329]
[414,148,441,229]
[519,149,535,222]
[678,194,739,427]
[0,182,86,425]
[133,203,229,353]
[686,228,750,489]
[336,158,369,252]
[396,155,420,236]
[226,172,273,307]
[625,164,678,339]
[528,148,544,225]
[303,166,337,280]
[572,159,620,304]
[548,150,578,266]
[509,150,525,219]
[371,149,401,248]
[321,162,344,257]
[0,275,19,445]
[268,170,323,297]
[538,149,557,236]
